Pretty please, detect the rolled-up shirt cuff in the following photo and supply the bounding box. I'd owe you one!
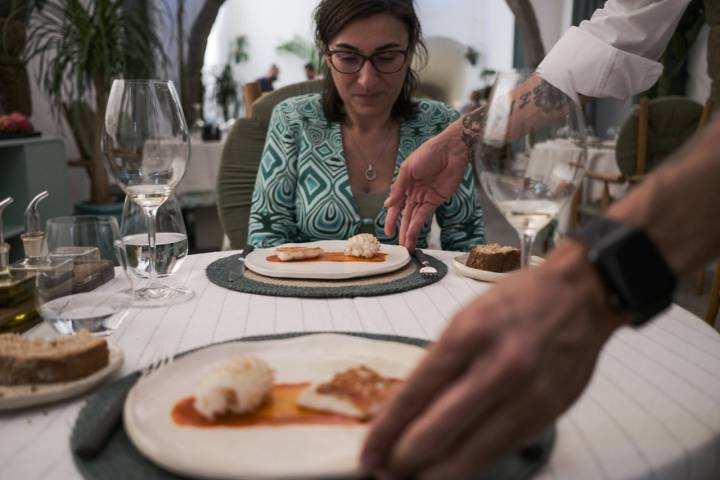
[537,27,664,100]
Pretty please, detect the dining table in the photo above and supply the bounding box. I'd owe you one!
[1,248,719,479]
[176,139,225,197]
[528,139,626,236]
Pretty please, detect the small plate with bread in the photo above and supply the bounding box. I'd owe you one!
[0,331,123,411]
[453,244,544,282]
[244,236,410,280]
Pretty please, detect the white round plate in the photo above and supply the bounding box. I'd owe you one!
[244,240,410,280]
[453,254,544,283]
[124,334,425,479]
[0,344,123,411]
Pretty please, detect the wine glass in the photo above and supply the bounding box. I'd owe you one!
[121,194,189,285]
[38,215,133,336]
[102,79,193,307]
[475,70,587,268]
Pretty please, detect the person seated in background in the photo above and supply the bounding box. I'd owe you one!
[304,63,317,80]
[256,64,280,92]
[248,0,485,250]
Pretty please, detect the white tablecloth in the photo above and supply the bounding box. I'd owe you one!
[176,140,225,195]
[1,250,719,479]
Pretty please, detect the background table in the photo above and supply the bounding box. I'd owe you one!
[528,139,626,235]
[176,140,225,196]
[1,250,719,479]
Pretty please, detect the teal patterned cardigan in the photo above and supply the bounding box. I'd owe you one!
[248,94,485,251]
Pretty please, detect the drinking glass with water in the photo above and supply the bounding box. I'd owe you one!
[121,194,189,287]
[37,216,133,336]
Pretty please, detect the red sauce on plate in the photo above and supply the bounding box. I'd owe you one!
[171,383,364,428]
[267,252,387,263]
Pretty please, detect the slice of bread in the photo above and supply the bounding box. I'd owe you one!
[0,330,109,385]
[466,243,520,273]
[275,246,324,261]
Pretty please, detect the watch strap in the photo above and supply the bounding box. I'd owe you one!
[570,216,677,327]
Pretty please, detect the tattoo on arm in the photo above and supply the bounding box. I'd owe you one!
[531,80,567,114]
[518,91,531,110]
[461,107,486,164]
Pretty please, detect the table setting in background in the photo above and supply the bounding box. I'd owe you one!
[2,72,720,480]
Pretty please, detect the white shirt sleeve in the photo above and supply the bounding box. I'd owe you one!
[537,0,693,99]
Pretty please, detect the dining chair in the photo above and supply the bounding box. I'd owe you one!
[216,79,323,249]
[242,81,263,119]
[571,96,704,227]
[694,99,715,294]
[705,262,720,327]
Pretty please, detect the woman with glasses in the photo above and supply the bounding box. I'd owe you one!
[248,0,485,250]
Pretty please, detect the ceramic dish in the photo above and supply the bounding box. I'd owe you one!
[124,334,424,479]
[0,344,123,411]
[453,254,544,282]
[244,240,410,280]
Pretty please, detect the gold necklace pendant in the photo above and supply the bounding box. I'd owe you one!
[365,164,377,181]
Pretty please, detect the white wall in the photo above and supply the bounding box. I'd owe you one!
[205,0,517,110]
[529,0,572,52]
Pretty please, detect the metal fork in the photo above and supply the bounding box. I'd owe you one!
[414,249,439,279]
[139,346,174,381]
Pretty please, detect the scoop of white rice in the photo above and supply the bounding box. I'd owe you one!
[193,355,274,420]
[345,233,380,258]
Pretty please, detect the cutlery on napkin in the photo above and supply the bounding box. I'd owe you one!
[71,372,140,458]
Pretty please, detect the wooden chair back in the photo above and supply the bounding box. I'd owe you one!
[705,263,720,326]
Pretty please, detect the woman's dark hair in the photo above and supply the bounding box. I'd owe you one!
[313,0,427,122]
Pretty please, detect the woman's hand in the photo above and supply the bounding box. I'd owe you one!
[384,129,469,251]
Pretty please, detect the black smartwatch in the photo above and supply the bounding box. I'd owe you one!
[570,216,677,327]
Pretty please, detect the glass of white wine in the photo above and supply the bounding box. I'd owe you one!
[476,70,587,268]
[121,194,189,285]
[102,79,193,307]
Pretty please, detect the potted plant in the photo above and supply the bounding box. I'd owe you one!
[276,35,322,73]
[23,0,167,209]
[212,35,249,122]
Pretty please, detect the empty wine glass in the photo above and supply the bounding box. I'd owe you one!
[476,70,587,268]
[102,79,192,307]
[38,216,133,336]
[121,194,189,298]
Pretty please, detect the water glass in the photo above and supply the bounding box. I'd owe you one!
[38,216,133,336]
[121,194,189,279]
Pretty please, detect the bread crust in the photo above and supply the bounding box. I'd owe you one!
[0,331,109,385]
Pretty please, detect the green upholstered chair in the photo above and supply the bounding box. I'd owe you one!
[216,79,323,249]
[573,96,704,226]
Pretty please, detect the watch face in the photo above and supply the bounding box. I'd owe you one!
[599,227,676,322]
[617,232,674,302]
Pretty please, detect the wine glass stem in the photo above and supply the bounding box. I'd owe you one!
[519,231,537,269]
[143,208,159,281]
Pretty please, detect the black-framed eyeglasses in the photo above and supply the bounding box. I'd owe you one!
[327,50,408,74]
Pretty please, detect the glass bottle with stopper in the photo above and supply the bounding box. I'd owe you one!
[0,197,40,333]
[10,190,52,270]
[0,197,13,281]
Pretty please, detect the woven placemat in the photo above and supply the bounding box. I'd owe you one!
[72,332,555,480]
[205,253,447,298]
